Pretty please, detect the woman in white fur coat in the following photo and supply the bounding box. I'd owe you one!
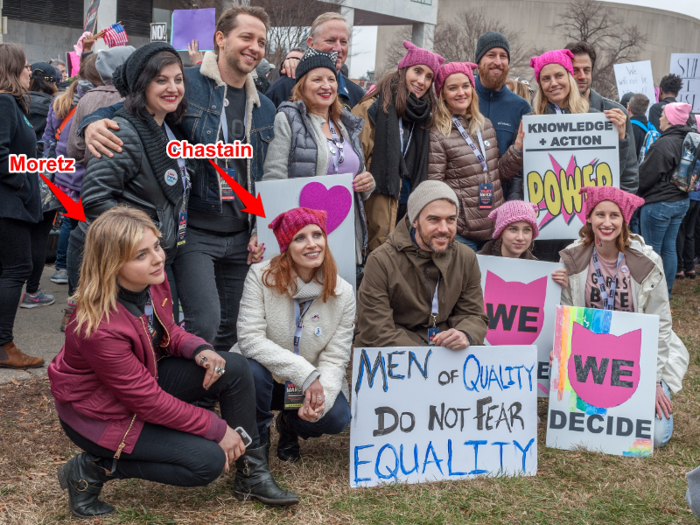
[233,207,354,463]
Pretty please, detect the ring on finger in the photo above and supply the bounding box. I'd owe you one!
[215,366,225,376]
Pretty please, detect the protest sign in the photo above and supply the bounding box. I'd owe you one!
[84,0,100,33]
[350,346,538,488]
[546,306,659,456]
[670,53,700,113]
[477,255,562,398]
[255,173,357,291]
[613,61,655,115]
[171,9,216,51]
[523,113,619,240]
[150,22,168,43]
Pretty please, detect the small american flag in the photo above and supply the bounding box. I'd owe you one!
[103,23,129,48]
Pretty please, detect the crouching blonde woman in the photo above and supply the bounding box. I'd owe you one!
[233,207,355,463]
[49,207,297,519]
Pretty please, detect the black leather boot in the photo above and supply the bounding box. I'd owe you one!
[57,453,115,518]
[233,445,299,506]
[276,411,300,463]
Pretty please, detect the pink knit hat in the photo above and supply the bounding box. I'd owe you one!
[580,186,645,224]
[663,102,693,126]
[489,201,540,240]
[268,207,328,253]
[435,62,478,97]
[530,49,575,82]
[397,41,445,77]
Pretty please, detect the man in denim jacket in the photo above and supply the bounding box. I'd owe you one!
[76,6,275,352]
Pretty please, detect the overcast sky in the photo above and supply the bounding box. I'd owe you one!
[347,1,700,79]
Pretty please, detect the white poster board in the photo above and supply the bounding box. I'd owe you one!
[546,306,659,457]
[670,53,700,114]
[350,346,538,488]
[613,60,655,115]
[255,173,356,291]
[477,255,562,398]
[523,113,620,240]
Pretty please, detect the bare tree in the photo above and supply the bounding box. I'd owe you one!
[379,10,529,81]
[555,0,647,99]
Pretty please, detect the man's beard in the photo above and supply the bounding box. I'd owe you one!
[416,222,454,253]
[226,49,257,77]
[478,63,509,90]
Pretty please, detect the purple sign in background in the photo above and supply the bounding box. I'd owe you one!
[171,8,216,51]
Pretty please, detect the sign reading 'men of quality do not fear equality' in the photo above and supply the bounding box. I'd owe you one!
[349,346,538,488]
[523,113,620,240]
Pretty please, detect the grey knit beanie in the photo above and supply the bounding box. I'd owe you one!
[407,181,460,223]
[475,31,510,64]
[96,46,135,84]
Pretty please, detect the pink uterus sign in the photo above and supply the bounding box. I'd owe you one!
[483,272,546,345]
[299,182,352,234]
[567,323,641,408]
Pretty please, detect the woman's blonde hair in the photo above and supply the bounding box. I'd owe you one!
[434,82,485,138]
[533,71,589,115]
[53,53,102,119]
[71,206,161,337]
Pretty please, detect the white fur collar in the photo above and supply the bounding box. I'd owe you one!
[199,51,261,108]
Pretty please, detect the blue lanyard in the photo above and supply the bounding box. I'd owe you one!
[327,119,345,174]
[553,104,563,114]
[144,291,155,338]
[452,117,488,173]
[293,299,313,355]
[163,123,190,195]
[591,248,624,311]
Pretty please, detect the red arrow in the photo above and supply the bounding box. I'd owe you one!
[208,159,266,218]
[39,174,87,222]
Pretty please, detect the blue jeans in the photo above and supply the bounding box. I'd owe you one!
[455,234,486,252]
[641,200,690,297]
[654,380,673,448]
[55,215,72,270]
[247,358,352,444]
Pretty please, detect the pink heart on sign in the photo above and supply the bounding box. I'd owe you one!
[298,182,352,234]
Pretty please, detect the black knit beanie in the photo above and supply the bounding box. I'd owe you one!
[113,42,180,97]
[295,48,338,84]
[475,31,510,65]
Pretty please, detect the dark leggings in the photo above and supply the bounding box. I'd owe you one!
[26,211,57,294]
[61,352,260,487]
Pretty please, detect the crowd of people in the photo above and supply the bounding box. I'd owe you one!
[0,4,697,518]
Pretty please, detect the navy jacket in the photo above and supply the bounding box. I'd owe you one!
[0,94,42,223]
[265,72,365,111]
[475,75,531,157]
[77,53,276,220]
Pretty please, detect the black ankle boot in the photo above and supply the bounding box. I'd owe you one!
[233,445,299,506]
[276,411,300,463]
[57,453,115,518]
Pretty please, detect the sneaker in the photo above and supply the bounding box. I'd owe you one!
[20,291,55,308]
[50,268,69,284]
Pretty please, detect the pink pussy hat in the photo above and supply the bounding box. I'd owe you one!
[580,186,645,224]
[530,49,575,83]
[435,62,478,97]
[663,102,693,126]
[488,201,540,240]
[397,40,445,77]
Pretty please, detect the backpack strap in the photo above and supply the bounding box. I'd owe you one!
[55,106,77,141]
[631,120,649,133]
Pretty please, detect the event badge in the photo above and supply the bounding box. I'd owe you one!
[428,327,440,346]
[478,182,493,209]
[220,167,236,200]
[284,381,304,409]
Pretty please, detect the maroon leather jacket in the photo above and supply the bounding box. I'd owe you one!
[48,280,226,457]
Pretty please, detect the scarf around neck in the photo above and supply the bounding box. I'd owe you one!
[369,91,431,199]
[114,108,184,206]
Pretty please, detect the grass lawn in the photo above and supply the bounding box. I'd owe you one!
[2,279,700,524]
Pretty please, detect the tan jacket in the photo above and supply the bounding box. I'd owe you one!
[351,96,377,171]
[559,235,689,393]
[354,216,489,347]
[428,117,522,240]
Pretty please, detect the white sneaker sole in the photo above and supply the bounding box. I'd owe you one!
[20,299,55,308]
